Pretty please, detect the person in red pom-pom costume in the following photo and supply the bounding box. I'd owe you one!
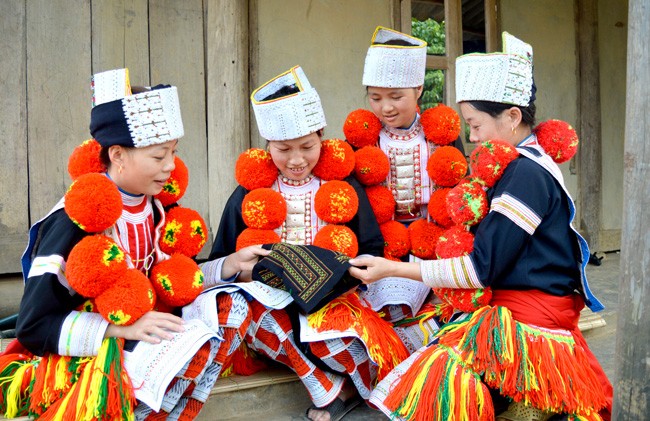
[344,27,470,360]
[202,66,410,421]
[8,69,222,420]
[349,33,611,421]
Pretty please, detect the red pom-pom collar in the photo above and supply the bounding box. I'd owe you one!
[312,139,355,181]
[343,109,382,148]
[534,119,579,163]
[235,148,278,190]
[65,173,122,233]
[155,156,189,207]
[420,104,461,146]
[314,180,359,224]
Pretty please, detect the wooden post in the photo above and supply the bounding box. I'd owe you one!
[613,0,649,418]
[576,0,602,251]
[206,0,250,235]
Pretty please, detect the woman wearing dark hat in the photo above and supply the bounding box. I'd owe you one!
[199,66,410,421]
[350,33,612,421]
[1,69,221,420]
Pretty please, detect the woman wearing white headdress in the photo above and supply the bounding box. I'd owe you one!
[198,66,411,421]
[2,69,221,420]
[350,33,612,421]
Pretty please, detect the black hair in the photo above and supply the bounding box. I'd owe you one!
[100,146,111,169]
[262,84,300,101]
[373,38,417,47]
[467,100,536,127]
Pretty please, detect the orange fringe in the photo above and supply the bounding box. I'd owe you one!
[308,292,410,381]
[439,306,606,418]
[382,305,606,420]
[383,345,494,421]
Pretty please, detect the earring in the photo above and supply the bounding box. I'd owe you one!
[511,126,517,135]
[118,165,123,174]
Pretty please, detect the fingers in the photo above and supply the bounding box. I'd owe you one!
[131,311,185,343]
[348,266,374,284]
[246,244,271,257]
[349,256,373,267]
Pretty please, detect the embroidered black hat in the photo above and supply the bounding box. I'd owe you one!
[89,68,184,148]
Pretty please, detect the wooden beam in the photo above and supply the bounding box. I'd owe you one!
[613,0,649,417]
[426,55,448,69]
[205,0,250,235]
[484,0,497,52]
[576,0,602,251]
[401,0,412,33]
[445,0,462,105]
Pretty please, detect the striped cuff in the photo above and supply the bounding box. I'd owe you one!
[420,255,483,289]
[491,193,541,235]
[199,257,228,288]
[58,311,109,356]
[29,254,73,293]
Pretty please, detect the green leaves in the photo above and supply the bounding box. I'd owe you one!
[412,18,446,111]
[412,18,446,55]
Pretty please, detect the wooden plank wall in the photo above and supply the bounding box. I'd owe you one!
[0,0,246,274]
[0,1,28,273]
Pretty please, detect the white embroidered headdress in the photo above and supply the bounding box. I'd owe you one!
[90,68,184,148]
[362,26,427,88]
[456,32,534,106]
[251,66,326,141]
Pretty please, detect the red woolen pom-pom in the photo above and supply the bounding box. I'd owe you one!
[68,139,105,180]
[314,180,359,224]
[354,146,390,186]
[312,139,355,181]
[427,146,468,187]
[64,173,122,233]
[159,206,208,257]
[313,225,359,258]
[236,228,281,251]
[534,119,579,163]
[155,156,190,207]
[420,104,461,146]
[365,185,396,225]
[150,254,204,307]
[343,109,382,148]
[469,139,519,188]
[66,234,128,298]
[95,268,156,326]
[446,179,488,226]
[435,225,474,259]
[428,188,454,228]
[242,188,287,229]
[408,219,445,260]
[235,148,279,190]
[380,220,411,260]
